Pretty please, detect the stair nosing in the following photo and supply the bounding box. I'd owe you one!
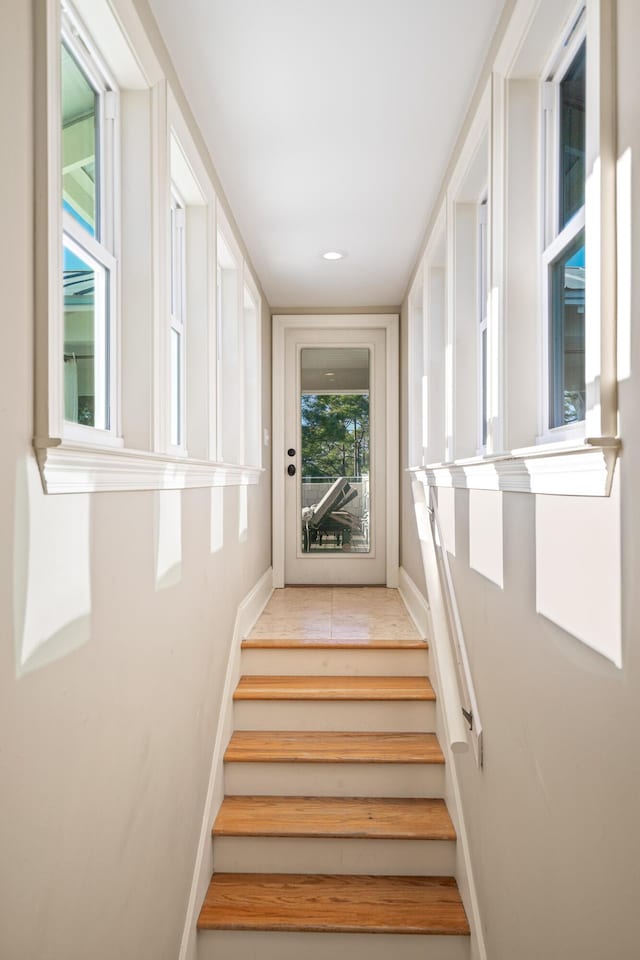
[213,795,457,840]
[233,675,436,702]
[224,731,445,765]
[242,638,427,649]
[197,872,470,936]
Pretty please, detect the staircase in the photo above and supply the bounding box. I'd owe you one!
[197,586,470,959]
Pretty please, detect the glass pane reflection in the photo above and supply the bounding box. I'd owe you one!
[61,42,98,236]
[300,348,371,554]
[550,234,585,427]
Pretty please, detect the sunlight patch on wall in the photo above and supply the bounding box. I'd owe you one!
[155,490,182,590]
[238,485,248,543]
[210,486,224,554]
[535,472,621,666]
[13,456,91,676]
[469,489,504,588]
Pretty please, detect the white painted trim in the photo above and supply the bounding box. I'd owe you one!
[151,78,171,455]
[410,435,619,497]
[397,567,430,641]
[177,568,274,960]
[488,69,506,455]
[385,315,400,588]
[446,749,488,960]
[272,314,400,588]
[34,440,264,493]
[407,482,487,960]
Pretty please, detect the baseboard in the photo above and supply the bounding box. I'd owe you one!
[397,566,430,639]
[398,564,486,960]
[178,567,274,960]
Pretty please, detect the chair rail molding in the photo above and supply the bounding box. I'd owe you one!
[410,436,620,497]
[34,439,264,493]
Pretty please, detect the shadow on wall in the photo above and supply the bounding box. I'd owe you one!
[13,454,91,678]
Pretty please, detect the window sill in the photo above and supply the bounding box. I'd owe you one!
[408,437,620,497]
[33,438,264,494]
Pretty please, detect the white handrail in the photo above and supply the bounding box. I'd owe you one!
[411,477,483,766]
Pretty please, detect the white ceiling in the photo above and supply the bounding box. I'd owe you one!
[148,0,505,308]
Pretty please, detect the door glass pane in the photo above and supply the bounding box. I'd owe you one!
[300,348,371,554]
[61,43,98,237]
[550,232,585,427]
[560,41,586,229]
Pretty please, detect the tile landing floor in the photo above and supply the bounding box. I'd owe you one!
[247,587,422,643]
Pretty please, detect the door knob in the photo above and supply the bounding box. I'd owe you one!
[287,464,296,476]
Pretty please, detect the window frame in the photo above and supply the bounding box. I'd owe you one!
[408,0,618,499]
[60,0,121,446]
[34,0,264,493]
[168,186,187,453]
[539,10,587,443]
[216,205,244,465]
[242,269,263,469]
[407,266,425,469]
[477,197,489,454]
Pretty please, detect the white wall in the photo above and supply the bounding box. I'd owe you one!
[0,4,272,959]
[399,1,640,956]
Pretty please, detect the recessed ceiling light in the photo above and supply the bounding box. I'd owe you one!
[322,250,346,261]
[324,372,335,377]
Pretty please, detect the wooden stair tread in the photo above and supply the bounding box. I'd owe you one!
[242,637,427,650]
[197,872,469,935]
[233,676,435,701]
[224,731,444,764]
[214,796,456,839]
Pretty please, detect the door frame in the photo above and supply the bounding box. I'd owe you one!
[272,314,399,588]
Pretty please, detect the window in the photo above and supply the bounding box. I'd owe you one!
[61,4,118,438]
[478,198,489,450]
[407,269,425,467]
[35,1,264,493]
[543,22,586,433]
[243,278,262,468]
[169,189,186,449]
[216,220,242,464]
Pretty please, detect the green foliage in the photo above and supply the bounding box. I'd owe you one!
[301,393,369,479]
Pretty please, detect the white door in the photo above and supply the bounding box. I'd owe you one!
[273,315,398,586]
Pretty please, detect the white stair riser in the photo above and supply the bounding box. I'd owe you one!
[240,648,429,676]
[213,836,456,875]
[233,700,436,732]
[199,930,470,960]
[224,762,445,798]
